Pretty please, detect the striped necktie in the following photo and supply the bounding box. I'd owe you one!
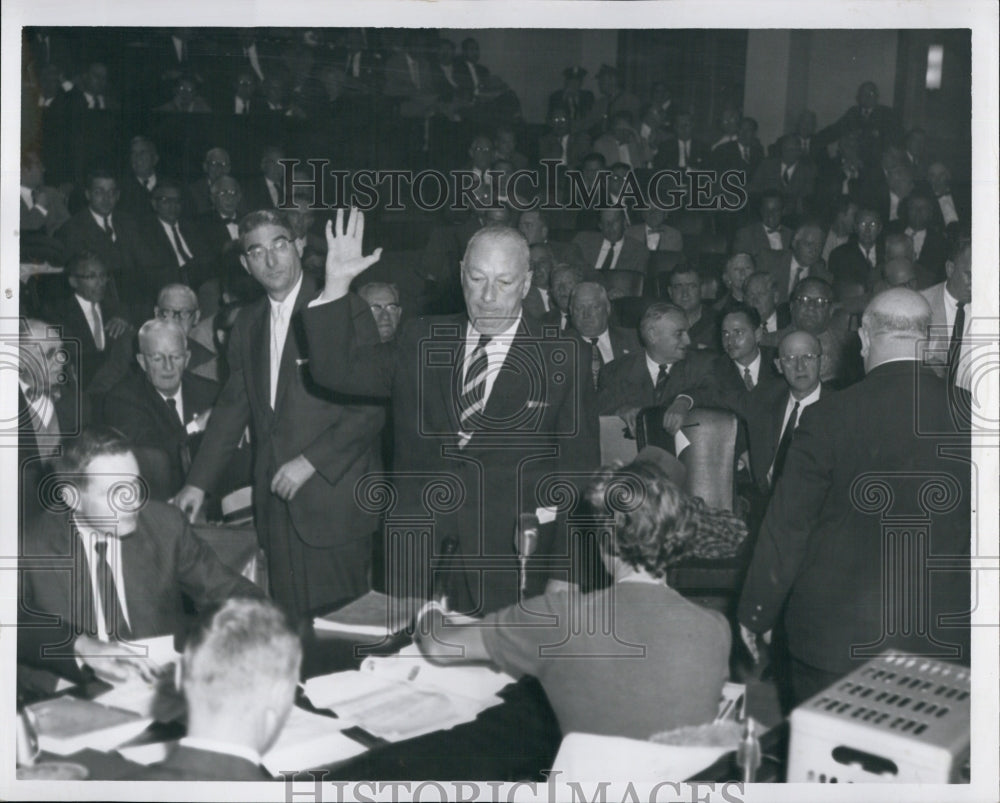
[457,334,492,447]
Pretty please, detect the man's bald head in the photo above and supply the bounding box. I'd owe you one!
[883,257,917,289]
[859,288,932,371]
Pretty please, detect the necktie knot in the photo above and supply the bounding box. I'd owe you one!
[743,365,754,390]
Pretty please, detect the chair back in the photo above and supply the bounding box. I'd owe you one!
[680,407,738,512]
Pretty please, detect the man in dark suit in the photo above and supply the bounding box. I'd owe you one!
[667,265,719,351]
[41,252,133,397]
[828,207,883,291]
[652,111,709,171]
[131,180,209,314]
[749,135,817,224]
[55,169,144,321]
[521,244,555,320]
[759,222,831,305]
[743,271,791,336]
[132,598,300,781]
[739,289,969,705]
[597,302,718,438]
[573,209,649,274]
[301,213,600,615]
[103,319,218,499]
[17,428,260,687]
[546,263,585,331]
[897,190,949,288]
[173,211,385,621]
[117,136,160,220]
[711,116,764,178]
[716,305,782,401]
[567,282,640,389]
[187,147,232,217]
[549,66,594,127]
[814,81,903,172]
[712,252,756,316]
[537,104,592,169]
[732,191,792,260]
[241,145,288,212]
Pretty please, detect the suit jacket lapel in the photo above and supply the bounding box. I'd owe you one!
[120,526,152,637]
[248,300,272,418]
[273,277,314,415]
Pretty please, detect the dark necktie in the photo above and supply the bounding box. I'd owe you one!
[93,541,130,640]
[599,243,616,272]
[743,366,755,391]
[458,335,491,442]
[654,363,669,403]
[104,215,116,242]
[166,396,183,427]
[589,337,603,390]
[173,223,193,263]
[771,400,800,486]
[947,301,966,386]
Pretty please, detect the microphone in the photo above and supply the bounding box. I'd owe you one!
[515,513,540,596]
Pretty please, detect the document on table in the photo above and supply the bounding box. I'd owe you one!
[303,644,516,742]
[93,635,184,720]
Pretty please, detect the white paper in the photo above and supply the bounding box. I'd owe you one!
[552,732,729,782]
[261,707,366,775]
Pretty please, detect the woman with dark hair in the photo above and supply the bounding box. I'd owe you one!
[415,455,736,739]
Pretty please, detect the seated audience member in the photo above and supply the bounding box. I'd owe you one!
[117,136,161,220]
[667,265,718,351]
[568,282,640,389]
[581,64,641,138]
[132,598,301,781]
[547,263,585,330]
[926,161,965,232]
[626,204,682,253]
[494,125,529,171]
[743,271,790,335]
[260,75,307,118]
[55,168,142,319]
[196,176,244,311]
[872,257,918,293]
[821,196,859,262]
[710,105,741,153]
[155,283,217,383]
[17,428,260,686]
[717,304,781,400]
[522,243,555,319]
[652,111,708,171]
[154,74,212,113]
[517,209,580,265]
[103,319,217,498]
[732,191,792,259]
[899,190,948,288]
[415,457,731,740]
[42,252,133,396]
[188,147,232,217]
[574,208,649,274]
[68,61,118,112]
[759,222,830,305]
[134,180,208,306]
[764,277,862,388]
[537,104,592,169]
[573,152,608,231]
[593,111,650,170]
[920,229,972,399]
[750,134,817,223]
[242,145,288,211]
[548,65,594,128]
[20,150,70,241]
[814,80,902,172]
[883,163,916,225]
[712,252,756,315]
[828,207,883,290]
[711,115,763,177]
[357,282,403,342]
[597,302,716,437]
[229,70,258,115]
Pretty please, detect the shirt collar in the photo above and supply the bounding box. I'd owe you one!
[269,274,304,317]
[467,314,522,343]
[179,737,262,767]
[734,349,761,375]
[20,186,34,206]
[790,382,822,406]
[645,350,673,376]
[90,208,111,228]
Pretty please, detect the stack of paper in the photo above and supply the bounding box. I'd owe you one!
[303,644,515,742]
[26,697,153,756]
[313,591,424,638]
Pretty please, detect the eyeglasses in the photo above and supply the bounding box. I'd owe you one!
[858,220,881,229]
[779,353,820,367]
[793,296,832,308]
[369,303,401,314]
[156,308,196,321]
[245,237,292,261]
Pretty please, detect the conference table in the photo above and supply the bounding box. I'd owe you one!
[21,620,788,783]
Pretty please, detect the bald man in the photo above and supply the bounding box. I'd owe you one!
[302,211,600,615]
[739,288,970,708]
[103,318,218,498]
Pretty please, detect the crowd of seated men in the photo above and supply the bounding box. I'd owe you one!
[17,26,973,778]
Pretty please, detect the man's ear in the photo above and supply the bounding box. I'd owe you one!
[191,310,201,327]
[521,270,533,299]
[944,259,955,280]
[240,255,251,275]
[858,324,871,358]
[136,353,147,372]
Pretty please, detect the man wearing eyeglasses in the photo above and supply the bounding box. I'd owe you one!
[103,319,218,498]
[172,210,385,621]
[153,283,216,384]
[358,282,402,343]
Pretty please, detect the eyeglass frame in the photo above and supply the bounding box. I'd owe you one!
[244,236,293,262]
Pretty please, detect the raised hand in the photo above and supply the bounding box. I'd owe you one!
[321,207,383,302]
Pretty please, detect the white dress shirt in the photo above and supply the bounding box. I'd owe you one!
[75,525,133,640]
[559,133,570,165]
[269,276,303,407]
[244,42,265,82]
[889,191,901,221]
[858,242,877,267]
[157,388,185,424]
[768,383,822,484]
[235,96,251,115]
[159,218,193,266]
[74,293,105,350]
[645,228,661,251]
[588,329,615,364]
[594,238,624,271]
[733,351,762,386]
[937,193,959,225]
[787,255,807,296]
[677,139,691,168]
[942,285,971,388]
[763,311,779,333]
[906,227,927,260]
[21,185,47,214]
[764,225,784,251]
[780,162,797,183]
[462,316,520,412]
[90,208,115,239]
[265,177,280,207]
